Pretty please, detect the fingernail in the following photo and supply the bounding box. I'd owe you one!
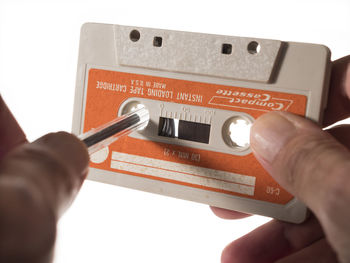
[34,132,90,175]
[250,112,297,163]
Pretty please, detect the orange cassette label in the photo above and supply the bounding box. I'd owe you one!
[84,68,307,204]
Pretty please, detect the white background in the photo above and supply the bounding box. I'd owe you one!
[1,0,350,262]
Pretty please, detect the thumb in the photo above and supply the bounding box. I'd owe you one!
[250,111,350,261]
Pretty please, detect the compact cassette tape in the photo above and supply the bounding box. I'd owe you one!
[72,23,331,223]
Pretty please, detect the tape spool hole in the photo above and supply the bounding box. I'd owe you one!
[120,101,148,130]
[129,29,141,42]
[247,41,260,54]
[222,116,252,150]
[121,101,144,115]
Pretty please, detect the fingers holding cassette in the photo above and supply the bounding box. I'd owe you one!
[250,111,350,261]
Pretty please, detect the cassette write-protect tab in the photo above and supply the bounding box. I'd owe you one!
[72,23,331,223]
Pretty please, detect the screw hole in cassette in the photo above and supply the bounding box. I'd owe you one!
[129,29,140,42]
[247,41,260,54]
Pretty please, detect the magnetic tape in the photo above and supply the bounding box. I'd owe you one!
[73,23,331,223]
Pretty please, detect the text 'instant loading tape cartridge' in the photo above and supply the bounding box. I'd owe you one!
[73,23,331,223]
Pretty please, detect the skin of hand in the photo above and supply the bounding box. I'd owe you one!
[211,55,350,263]
[0,96,89,263]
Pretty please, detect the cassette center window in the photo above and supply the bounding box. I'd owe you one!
[158,117,210,144]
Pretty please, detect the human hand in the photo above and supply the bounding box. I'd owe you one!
[212,55,350,263]
[0,97,89,263]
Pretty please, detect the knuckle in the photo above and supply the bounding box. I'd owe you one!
[275,133,348,196]
[275,130,350,220]
[277,134,331,187]
[323,164,350,217]
[320,166,350,263]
